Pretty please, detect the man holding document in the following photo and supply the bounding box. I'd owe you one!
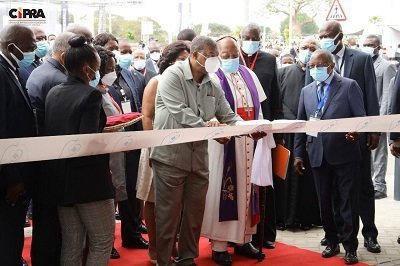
[294,50,365,265]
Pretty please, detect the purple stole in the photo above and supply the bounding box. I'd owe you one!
[215,65,260,222]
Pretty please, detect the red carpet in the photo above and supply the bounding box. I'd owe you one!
[23,224,370,265]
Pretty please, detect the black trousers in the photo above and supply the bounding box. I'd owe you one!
[31,199,61,266]
[313,160,359,252]
[358,145,378,239]
[119,149,142,243]
[253,185,276,244]
[0,193,30,266]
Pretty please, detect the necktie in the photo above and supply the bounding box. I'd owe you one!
[317,82,325,101]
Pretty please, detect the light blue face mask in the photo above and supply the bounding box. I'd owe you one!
[298,49,312,64]
[35,41,50,58]
[241,41,260,55]
[8,43,35,68]
[320,32,341,53]
[310,66,331,82]
[88,66,101,87]
[220,57,240,73]
[118,54,133,69]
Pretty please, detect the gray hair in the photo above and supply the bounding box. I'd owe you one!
[52,32,76,55]
[190,35,217,55]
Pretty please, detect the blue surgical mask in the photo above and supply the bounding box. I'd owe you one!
[88,66,101,87]
[298,49,312,64]
[241,41,260,55]
[8,43,35,68]
[220,57,240,73]
[118,54,133,69]
[320,32,341,53]
[35,41,50,58]
[310,66,331,82]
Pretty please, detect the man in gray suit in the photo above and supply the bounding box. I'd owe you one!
[150,36,240,266]
[363,35,397,199]
[308,21,382,253]
[294,50,366,265]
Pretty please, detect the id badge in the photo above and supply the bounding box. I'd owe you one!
[306,116,319,137]
[121,100,131,114]
[237,107,255,121]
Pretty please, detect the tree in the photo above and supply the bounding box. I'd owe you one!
[280,12,319,39]
[368,16,382,24]
[192,23,232,37]
[264,0,328,38]
[94,12,168,44]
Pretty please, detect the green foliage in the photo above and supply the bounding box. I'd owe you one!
[280,12,318,39]
[192,23,232,37]
[93,11,168,44]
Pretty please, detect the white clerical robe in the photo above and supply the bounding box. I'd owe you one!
[201,67,267,244]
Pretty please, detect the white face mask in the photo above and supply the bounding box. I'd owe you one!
[133,59,146,70]
[280,63,292,68]
[197,53,220,73]
[112,50,120,59]
[101,71,117,86]
[150,52,160,61]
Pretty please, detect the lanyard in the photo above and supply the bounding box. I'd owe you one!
[314,83,331,117]
[240,51,259,70]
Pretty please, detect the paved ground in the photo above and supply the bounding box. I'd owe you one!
[275,155,400,266]
[24,154,400,265]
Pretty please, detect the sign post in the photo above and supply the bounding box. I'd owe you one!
[326,0,347,21]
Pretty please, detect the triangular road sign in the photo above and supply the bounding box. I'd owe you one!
[326,0,347,21]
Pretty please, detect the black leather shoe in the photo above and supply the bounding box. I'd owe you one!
[364,237,381,253]
[110,247,120,259]
[397,235,400,244]
[263,241,275,249]
[138,223,148,234]
[320,237,329,246]
[277,222,287,231]
[234,243,265,260]
[122,236,149,249]
[22,257,28,266]
[322,244,340,258]
[344,251,358,265]
[300,223,312,231]
[374,191,387,199]
[212,251,232,266]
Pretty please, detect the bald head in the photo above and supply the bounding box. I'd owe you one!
[310,49,334,67]
[0,24,36,65]
[52,32,75,56]
[32,27,46,41]
[320,21,342,36]
[133,49,146,60]
[217,36,239,59]
[65,24,93,44]
[118,40,132,55]
[299,38,319,52]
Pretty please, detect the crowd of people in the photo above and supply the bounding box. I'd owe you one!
[1,18,400,266]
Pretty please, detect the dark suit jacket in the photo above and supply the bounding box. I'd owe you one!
[294,73,366,168]
[306,47,379,116]
[19,57,42,88]
[390,71,400,141]
[44,76,114,205]
[26,58,68,135]
[0,55,36,198]
[145,58,157,73]
[239,50,282,120]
